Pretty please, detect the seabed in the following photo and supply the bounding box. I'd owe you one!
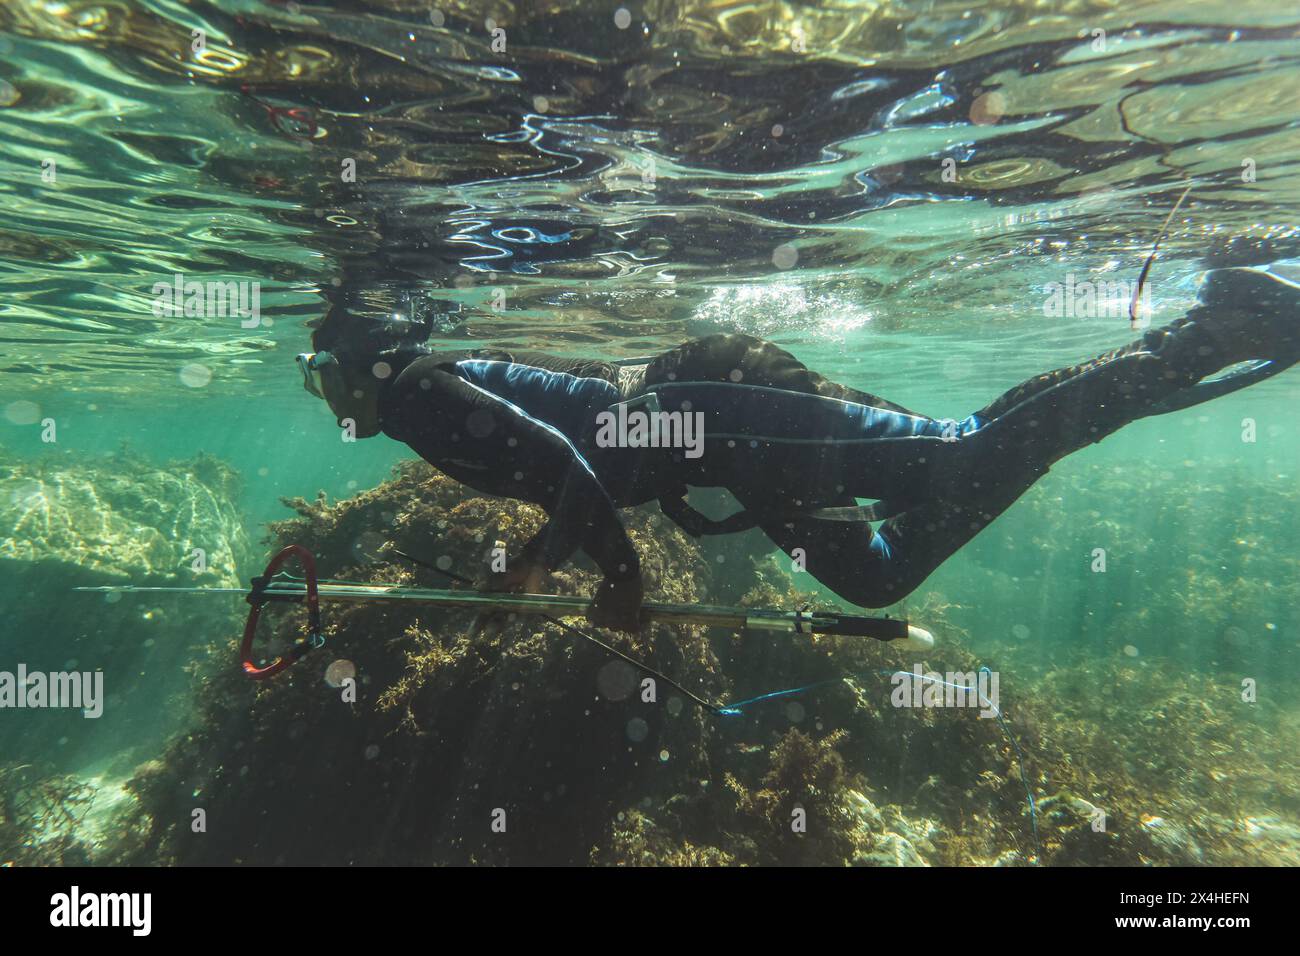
[3,452,1296,866]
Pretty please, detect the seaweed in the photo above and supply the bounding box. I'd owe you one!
[0,763,96,867]
[88,459,1300,866]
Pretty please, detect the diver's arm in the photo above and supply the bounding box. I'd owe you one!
[516,473,640,580]
[383,361,640,583]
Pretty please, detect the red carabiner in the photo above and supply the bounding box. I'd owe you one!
[241,544,322,679]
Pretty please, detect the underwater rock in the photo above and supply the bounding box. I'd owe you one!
[855,832,928,867]
[987,849,1024,866]
[130,462,729,865]
[0,763,97,866]
[0,762,147,866]
[0,448,247,586]
[112,459,1297,867]
[0,449,250,774]
[592,809,737,867]
[1140,814,1204,865]
[1039,792,1105,829]
[1237,815,1300,866]
[847,790,941,866]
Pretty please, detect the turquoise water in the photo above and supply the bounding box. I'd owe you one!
[1,1,1298,865]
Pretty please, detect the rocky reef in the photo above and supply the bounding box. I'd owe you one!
[0,446,246,585]
[122,460,724,864]
[0,763,148,867]
[7,455,1297,866]
[0,446,250,774]
[108,460,1298,866]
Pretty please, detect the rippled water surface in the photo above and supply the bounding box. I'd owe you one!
[3,1,1299,390]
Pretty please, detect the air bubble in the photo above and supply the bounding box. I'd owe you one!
[598,660,638,701]
[180,364,212,388]
[4,401,40,425]
[772,244,798,270]
[1222,626,1248,648]
[626,717,649,742]
[324,659,356,688]
[970,91,1006,126]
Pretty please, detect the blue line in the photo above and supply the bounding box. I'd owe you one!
[886,665,1040,862]
[717,680,840,716]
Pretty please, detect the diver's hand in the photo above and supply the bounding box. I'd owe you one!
[586,575,644,633]
[486,559,547,595]
[471,559,548,638]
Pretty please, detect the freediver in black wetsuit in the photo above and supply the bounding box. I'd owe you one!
[297,267,1299,633]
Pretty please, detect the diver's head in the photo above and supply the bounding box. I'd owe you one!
[296,348,385,438]
[302,283,454,437]
[301,288,445,438]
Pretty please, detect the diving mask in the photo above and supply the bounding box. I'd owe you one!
[296,350,336,399]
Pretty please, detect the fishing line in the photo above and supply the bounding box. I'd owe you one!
[1129,183,1193,329]
[886,665,1041,862]
[716,681,842,717]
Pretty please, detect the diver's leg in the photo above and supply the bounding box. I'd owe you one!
[751,269,1300,608]
[748,471,1035,609]
[723,401,978,608]
[752,321,1206,608]
[841,268,1300,604]
[752,508,896,607]
[967,268,1300,474]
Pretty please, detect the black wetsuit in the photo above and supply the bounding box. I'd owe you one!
[376,268,1298,608]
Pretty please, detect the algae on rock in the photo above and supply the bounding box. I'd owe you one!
[131,462,727,865]
[0,448,251,773]
[119,458,1300,867]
